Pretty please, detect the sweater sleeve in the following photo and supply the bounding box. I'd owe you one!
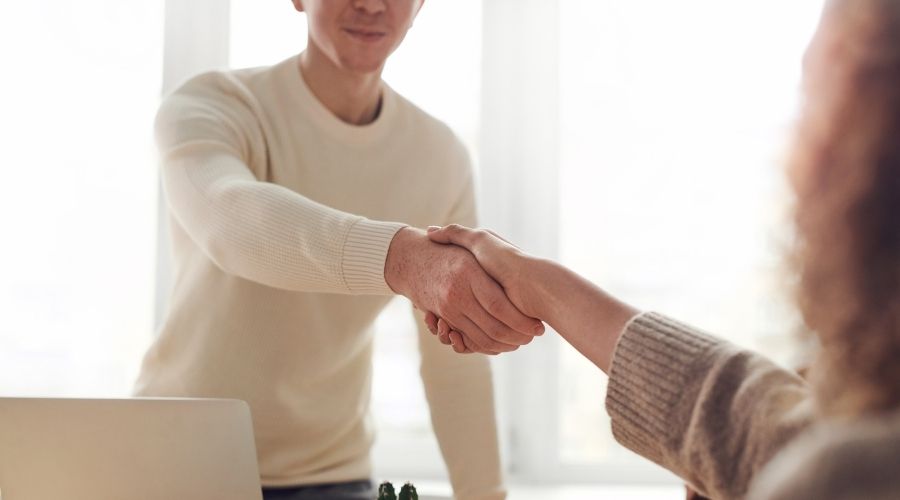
[605,312,815,499]
[156,75,406,294]
[418,160,506,499]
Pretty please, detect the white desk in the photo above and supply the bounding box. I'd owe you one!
[409,481,684,500]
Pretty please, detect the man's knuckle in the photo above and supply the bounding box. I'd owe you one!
[448,258,469,277]
[437,286,455,307]
[490,328,510,343]
[485,295,504,315]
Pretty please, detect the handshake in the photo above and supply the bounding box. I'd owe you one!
[384,224,548,356]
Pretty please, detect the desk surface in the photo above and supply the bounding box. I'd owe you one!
[409,481,684,499]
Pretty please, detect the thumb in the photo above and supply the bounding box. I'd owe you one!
[426,224,455,245]
[427,224,478,249]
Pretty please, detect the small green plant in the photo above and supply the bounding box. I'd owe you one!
[377,482,396,500]
[377,481,418,500]
[399,482,418,500]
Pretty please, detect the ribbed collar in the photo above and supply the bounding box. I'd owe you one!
[276,53,397,147]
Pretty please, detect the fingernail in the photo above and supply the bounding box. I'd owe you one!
[534,323,545,335]
[427,226,440,233]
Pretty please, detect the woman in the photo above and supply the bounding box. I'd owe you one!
[424,0,900,498]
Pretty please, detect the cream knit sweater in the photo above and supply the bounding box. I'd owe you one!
[134,54,504,499]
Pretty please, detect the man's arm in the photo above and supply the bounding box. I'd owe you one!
[163,149,405,294]
[157,79,541,345]
[158,83,403,295]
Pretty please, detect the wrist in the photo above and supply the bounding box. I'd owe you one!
[384,226,422,296]
[535,260,639,372]
[527,257,567,320]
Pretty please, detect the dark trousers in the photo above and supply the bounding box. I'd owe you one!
[262,480,375,500]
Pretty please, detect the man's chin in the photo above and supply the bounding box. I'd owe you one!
[335,50,390,75]
[342,60,387,76]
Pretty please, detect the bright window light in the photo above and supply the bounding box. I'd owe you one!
[556,0,825,465]
[0,2,162,396]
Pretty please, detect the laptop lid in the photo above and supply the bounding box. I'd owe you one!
[0,397,263,500]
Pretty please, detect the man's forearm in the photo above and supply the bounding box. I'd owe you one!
[164,152,407,294]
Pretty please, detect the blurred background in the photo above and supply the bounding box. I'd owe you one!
[0,0,825,496]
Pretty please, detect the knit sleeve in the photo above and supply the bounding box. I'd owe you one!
[605,312,815,499]
[156,73,406,294]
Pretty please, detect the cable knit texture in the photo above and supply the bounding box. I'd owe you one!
[607,312,813,499]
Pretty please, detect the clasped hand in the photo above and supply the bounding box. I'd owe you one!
[384,227,543,355]
[426,225,545,354]
[386,225,542,355]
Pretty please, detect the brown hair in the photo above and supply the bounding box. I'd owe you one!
[791,0,900,416]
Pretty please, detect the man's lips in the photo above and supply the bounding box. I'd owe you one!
[343,27,387,42]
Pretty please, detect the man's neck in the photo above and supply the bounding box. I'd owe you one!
[298,45,384,126]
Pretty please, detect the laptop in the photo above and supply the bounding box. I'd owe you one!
[0,397,263,500]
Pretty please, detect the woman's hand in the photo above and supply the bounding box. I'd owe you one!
[424,224,640,371]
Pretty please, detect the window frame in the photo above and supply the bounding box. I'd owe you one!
[155,0,232,327]
[479,0,677,486]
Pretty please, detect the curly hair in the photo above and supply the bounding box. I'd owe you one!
[791,0,900,417]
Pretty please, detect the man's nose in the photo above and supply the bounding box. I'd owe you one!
[352,0,387,15]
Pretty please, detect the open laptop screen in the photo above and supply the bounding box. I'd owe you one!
[0,397,262,500]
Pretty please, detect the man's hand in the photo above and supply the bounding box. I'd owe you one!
[384,227,544,354]
[422,225,546,353]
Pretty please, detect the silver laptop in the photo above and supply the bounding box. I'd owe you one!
[0,397,263,500]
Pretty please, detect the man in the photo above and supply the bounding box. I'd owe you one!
[134,1,543,499]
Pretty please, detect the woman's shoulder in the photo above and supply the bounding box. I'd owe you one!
[749,411,900,500]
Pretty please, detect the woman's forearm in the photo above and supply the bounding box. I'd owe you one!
[528,258,640,373]
[424,223,639,365]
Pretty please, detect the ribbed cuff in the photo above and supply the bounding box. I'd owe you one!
[605,312,719,464]
[341,218,408,294]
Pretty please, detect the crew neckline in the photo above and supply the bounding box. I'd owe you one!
[278,53,397,147]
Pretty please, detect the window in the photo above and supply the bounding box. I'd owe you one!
[0,2,162,396]
[2,0,830,492]
[554,0,825,470]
